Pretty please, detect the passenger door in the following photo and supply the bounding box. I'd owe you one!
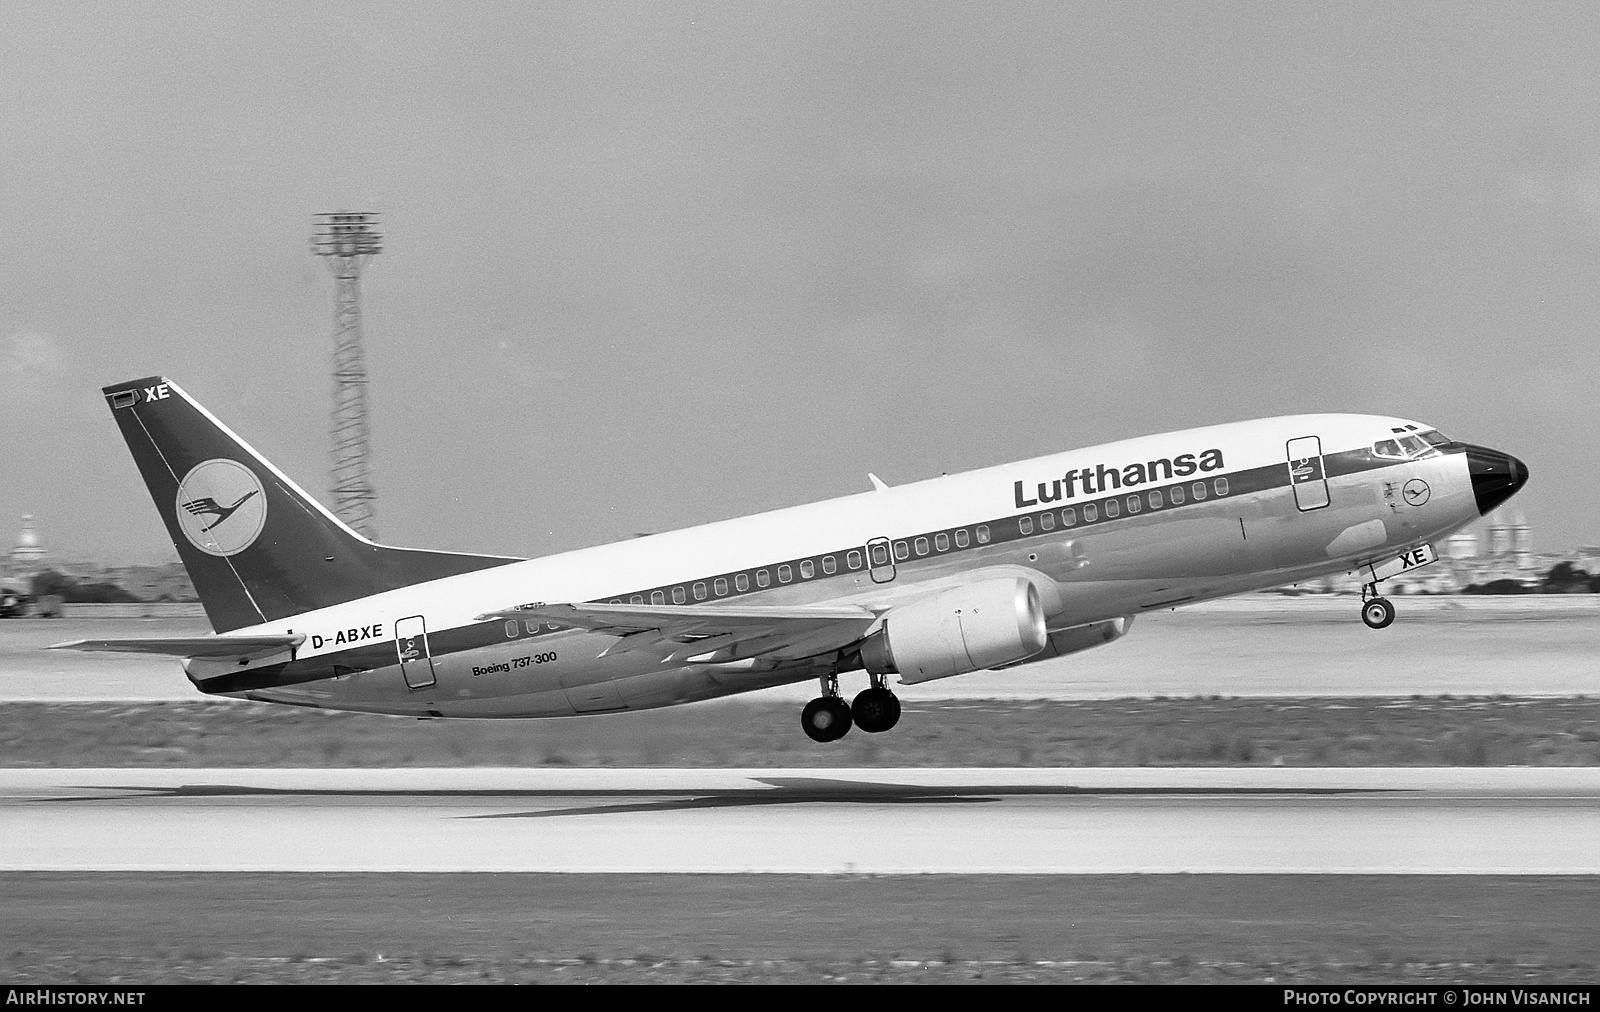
[394,615,436,690]
[1286,436,1331,511]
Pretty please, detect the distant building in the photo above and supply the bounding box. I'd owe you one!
[1455,505,1538,588]
[2,515,48,588]
[0,515,196,601]
[8,515,45,568]
[1444,529,1477,561]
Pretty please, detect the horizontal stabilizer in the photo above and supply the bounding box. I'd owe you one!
[48,634,306,661]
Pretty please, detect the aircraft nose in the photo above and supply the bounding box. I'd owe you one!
[1464,444,1529,516]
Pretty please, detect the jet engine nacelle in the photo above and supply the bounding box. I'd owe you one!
[994,615,1134,670]
[861,576,1047,684]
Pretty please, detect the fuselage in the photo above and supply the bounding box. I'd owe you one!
[207,412,1522,718]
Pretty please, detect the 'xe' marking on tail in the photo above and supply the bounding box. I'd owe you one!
[181,490,261,532]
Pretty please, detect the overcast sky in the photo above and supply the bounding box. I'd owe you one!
[2,1,1594,564]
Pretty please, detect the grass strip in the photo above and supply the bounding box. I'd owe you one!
[3,696,1596,767]
[4,873,1597,984]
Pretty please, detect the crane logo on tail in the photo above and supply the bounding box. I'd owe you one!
[182,490,261,531]
[174,459,267,556]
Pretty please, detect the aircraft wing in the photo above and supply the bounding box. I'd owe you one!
[475,601,881,665]
[48,634,306,662]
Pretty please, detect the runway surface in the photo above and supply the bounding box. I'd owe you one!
[5,766,1598,874]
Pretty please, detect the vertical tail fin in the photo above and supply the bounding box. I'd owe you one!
[103,377,519,632]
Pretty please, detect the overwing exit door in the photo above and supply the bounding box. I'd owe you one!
[866,537,896,583]
[1286,436,1331,511]
[395,615,436,689]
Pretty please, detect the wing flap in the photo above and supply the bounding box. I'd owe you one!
[476,601,877,629]
[474,601,880,665]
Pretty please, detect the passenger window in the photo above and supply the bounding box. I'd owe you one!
[800,560,815,579]
[1083,503,1098,522]
[1192,481,1207,501]
[935,533,949,551]
[630,595,643,604]
[822,555,837,574]
[757,569,770,588]
[1149,490,1163,509]
[693,582,707,601]
[914,537,929,556]
[1170,486,1184,505]
[894,541,909,561]
[1062,508,1076,527]
[847,550,863,570]
[955,529,970,548]
[651,590,665,605]
[505,620,519,638]
[714,577,728,596]
[1104,499,1119,518]
[977,525,990,544]
[1019,516,1034,535]
[735,574,749,592]
[525,621,539,635]
[672,586,686,604]
[1126,495,1141,514]
[778,564,793,583]
[869,543,889,566]
[1214,477,1229,496]
[1039,512,1055,531]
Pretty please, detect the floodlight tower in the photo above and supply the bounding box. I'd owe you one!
[311,211,383,539]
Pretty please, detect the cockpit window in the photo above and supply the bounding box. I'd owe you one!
[1373,430,1449,460]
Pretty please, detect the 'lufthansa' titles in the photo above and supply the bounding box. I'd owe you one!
[1014,449,1225,509]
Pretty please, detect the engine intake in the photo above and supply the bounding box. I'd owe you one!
[861,577,1047,684]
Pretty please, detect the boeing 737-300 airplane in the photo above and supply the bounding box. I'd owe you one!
[53,377,1528,741]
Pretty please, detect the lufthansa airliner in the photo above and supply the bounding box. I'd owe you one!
[54,377,1528,741]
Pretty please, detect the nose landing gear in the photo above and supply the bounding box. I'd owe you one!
[801,673,901,741]
[1360,585,1395,629]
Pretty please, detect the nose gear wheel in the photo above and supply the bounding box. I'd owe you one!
[1361,595,1395,629]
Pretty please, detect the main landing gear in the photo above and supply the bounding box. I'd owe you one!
[1360,584,1396,630]
[801,673,902,742]
[801,693,851,743]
